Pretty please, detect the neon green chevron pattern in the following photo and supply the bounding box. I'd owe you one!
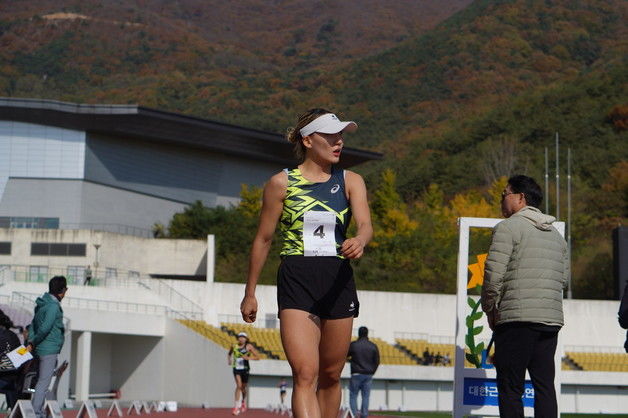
[280,168,351,257]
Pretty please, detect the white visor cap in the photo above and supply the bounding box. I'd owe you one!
[299,113,358,137]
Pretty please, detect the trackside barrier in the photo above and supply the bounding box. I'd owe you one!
[127,401,142,415]
[339,406,354,418]
[76,401,98,418]
[107,401,123,417]
[9,400,36,418]
[266,404,292,416]
[45,401,64,418]
[140,402,151,413]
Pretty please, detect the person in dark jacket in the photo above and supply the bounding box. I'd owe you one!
[619,283,628,352]
[348,327,379,417]
[27,276,67,418]
[0,310,20,409]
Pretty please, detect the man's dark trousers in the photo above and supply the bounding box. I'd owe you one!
[494,323,559,418]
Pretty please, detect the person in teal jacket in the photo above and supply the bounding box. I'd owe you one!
[27,276,67,418]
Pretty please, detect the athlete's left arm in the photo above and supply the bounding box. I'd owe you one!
[342,170,373,259]
[246,343,261,360]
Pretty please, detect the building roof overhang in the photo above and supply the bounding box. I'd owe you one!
[0,97,382,168]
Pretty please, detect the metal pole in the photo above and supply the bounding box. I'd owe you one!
[545,147,549,214]
[567,147,572,299]
[555,132,560,220]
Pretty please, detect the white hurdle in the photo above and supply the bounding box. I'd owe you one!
[8,400,37,418]
[76,401,98,418]
[107,400,123,417]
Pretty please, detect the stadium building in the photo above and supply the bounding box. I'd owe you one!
[0,98,626,414]
[0,97,380,236]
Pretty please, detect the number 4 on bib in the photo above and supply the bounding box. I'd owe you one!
[313,225,325,238]
[303,211,336,256]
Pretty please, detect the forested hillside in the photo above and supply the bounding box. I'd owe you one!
[1,0,626,297]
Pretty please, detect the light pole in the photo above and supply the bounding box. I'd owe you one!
[93,244,101,269]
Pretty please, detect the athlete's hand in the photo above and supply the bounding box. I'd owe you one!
[240,295,258,323]
[341,237,366,259]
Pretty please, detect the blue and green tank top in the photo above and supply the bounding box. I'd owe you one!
[279,167,351,258]
[232,344,250,371]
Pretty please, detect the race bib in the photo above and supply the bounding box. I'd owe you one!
[303,211,337,256]
[235,357,246,370]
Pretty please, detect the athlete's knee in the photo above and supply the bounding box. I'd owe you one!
[292,365,318,388]
[318,366,342,388]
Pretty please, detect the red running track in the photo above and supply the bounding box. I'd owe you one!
[2,407,397,418]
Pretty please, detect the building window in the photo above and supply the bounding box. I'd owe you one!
[31,243,86,257]
[0,217,59,229]
[67,266,86,285]
[29,266,48,282]
[128,271,140,279]
[0,242,10,255]
[106,268,117,279]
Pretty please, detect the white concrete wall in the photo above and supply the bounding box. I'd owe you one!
[111,334,164,401]
[174,281,625,349]
[0,228,208,278]
[162,320,233,407]
[89,333,113,394]
[1,279,623,412]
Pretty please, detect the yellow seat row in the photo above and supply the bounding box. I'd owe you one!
[565,351,628,372]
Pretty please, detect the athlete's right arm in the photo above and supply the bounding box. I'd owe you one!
[227,346,233,365]
[240,172,287,323]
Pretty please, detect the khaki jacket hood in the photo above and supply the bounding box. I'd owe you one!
[513,206,556,231]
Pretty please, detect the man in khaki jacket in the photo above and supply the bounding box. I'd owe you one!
[482,175,568,418]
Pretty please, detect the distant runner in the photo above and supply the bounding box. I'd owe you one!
[227,332,259,415]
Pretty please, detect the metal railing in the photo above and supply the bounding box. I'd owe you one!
[1,265,204,320]
[0,265,11,287]
[2,265,142,288]
[13,292,167,316]
[58,223,153,238]
[10,291,203,320]
[564,345,625,354]
[218,313,279,329]
[394,332,454,344]
[166,308,202,321]
[138,278,203,317]
[394,331,430,341]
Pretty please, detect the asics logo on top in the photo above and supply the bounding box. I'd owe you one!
[330,184,340,194]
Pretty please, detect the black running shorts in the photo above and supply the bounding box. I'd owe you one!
[233,369,249,383]
[277,256,359,319]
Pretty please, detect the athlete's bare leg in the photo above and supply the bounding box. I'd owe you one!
[234,374,243,406]
[317,317,353,418]
[241,382,247,407]
[280,309,321,418]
